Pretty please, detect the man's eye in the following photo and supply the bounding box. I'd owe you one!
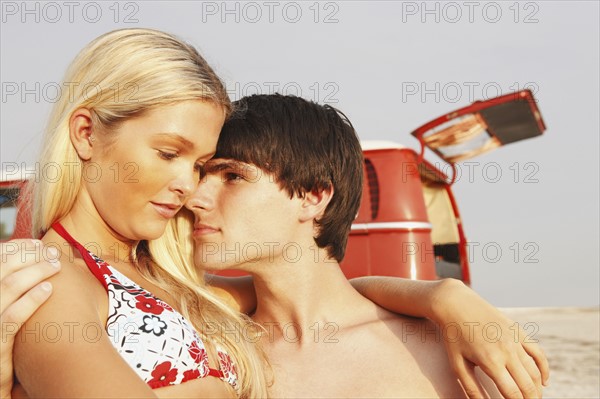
[224,172,243,182]
[158,150,178,160]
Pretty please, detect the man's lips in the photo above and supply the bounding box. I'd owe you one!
[193,223,220,236]
[151,202,181,219]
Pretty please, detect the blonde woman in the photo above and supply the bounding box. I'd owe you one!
[12,28,267,398]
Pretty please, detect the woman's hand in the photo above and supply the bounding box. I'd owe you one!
[1,240,60,399]
[429,279,549,398]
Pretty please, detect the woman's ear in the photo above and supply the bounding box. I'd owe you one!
[69,108,95,161]
[299,185,334,223]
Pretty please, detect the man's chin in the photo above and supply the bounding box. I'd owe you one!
[195,257,245,272]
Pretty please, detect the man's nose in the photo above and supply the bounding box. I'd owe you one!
[185,175,216,211]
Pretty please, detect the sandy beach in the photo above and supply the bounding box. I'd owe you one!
[501,307,600,398]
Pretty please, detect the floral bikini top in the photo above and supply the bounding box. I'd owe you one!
[52,223,239,392]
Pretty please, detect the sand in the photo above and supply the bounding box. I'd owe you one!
[501,307,600,398]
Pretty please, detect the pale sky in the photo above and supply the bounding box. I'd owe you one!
[1,0,598,307]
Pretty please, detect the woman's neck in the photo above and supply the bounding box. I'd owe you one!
[56,197,136,264]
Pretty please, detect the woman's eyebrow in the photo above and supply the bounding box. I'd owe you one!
[153,133,195,149]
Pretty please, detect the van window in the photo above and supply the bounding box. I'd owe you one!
[422,182,462,280]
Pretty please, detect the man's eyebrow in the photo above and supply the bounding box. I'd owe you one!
[153,133,195,149]
[203,159,247,174]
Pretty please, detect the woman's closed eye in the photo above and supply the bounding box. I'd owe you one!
[157,150,178,160]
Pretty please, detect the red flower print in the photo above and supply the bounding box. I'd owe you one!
[218,352,237,380]
[135,295,164,315]
[159,301,174,312]
[182,369,201,383]
[89,253,111,275]
[148,361,178,388]
[188,341,208,365]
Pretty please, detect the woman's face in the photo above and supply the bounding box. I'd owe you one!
[83,100,224,241]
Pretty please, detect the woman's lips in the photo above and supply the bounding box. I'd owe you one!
[151,202,180,219]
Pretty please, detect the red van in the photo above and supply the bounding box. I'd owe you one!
[341,90,546,285]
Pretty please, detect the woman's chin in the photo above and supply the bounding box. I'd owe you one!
[134,220,170,241]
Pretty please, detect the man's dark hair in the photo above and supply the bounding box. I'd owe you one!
[216,94,364,262]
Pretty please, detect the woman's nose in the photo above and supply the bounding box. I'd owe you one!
[169,164,200,198]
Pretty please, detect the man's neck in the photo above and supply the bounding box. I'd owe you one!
[250,247,378,344]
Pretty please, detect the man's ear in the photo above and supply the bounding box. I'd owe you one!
[299,185,334,223]
[69,108,95,161]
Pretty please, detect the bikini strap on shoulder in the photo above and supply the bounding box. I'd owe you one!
[51,222,110,290]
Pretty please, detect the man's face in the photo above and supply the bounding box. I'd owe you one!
[185,159,303,272]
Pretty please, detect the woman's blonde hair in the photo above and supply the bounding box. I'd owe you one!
[28,28,269,397]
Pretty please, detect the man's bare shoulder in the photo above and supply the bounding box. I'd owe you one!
[360,308,468,398]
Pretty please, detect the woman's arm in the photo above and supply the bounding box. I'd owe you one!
[351,276,549,398]
[1,240,60,399]
[350,276,441,319]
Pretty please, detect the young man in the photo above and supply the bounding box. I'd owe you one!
[186,94,545,398]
